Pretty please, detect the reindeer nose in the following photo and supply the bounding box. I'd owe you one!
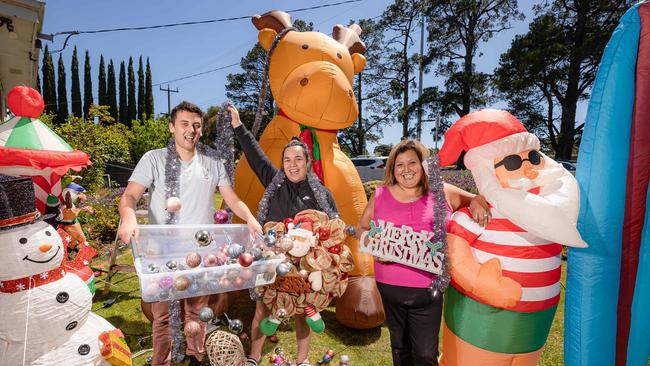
[300,77,309,86]
[39,244,52,253]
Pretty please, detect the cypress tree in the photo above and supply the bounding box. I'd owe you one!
[36,73,41,95]
[145,57,154,118]
[70,46,82,117]
[56,54,68,124]
[137,56,145,121]
[98,55,107,106]
[83,50,93,119]
[119,61,128,126]
[41,45,57,115]
[127,57,136,122]
[107,59,118,122]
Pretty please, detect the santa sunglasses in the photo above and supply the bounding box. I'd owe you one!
[494,150,543,171]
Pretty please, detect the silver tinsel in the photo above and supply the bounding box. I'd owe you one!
[168,299,184,362]
[214,101,236,183]
[427,154,451,293]
[164,138,185,361]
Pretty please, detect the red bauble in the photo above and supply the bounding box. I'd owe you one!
[327,244,341,254]
[283,218,294,228]
[7,86,44,117]
[318,227,330,240]
[239,252,254,267]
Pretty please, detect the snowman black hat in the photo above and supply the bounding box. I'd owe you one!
[0,174,55,231]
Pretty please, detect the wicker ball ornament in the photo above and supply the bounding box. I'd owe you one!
[206,330,245,366]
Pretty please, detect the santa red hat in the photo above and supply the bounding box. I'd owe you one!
[438,109,539,169]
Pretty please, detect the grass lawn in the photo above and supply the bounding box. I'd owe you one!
[92,248,567,366]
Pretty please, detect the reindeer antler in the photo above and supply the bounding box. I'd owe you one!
[332,24,366,55]
[252,10,293,32]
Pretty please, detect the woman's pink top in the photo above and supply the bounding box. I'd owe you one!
[373,185,452,288]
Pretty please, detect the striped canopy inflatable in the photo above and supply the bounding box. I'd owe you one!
[0,86,89,213]
[566,1,650,365]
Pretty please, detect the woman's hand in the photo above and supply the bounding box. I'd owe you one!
[374,256,392,264]
[469,194,491,227]
[228,105,242,128]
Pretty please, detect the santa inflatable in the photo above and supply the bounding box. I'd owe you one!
[437,109,587,366]
[0,174,131,365]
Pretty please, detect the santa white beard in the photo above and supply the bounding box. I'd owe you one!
[465,142,587,248]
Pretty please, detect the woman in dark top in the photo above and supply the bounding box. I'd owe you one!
[229,106,336,366]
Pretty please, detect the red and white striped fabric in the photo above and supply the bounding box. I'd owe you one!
[449,206,562,312]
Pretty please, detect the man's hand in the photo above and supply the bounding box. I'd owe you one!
[246,217,263,238]
[117,217,139,244]
[228,105,242,128]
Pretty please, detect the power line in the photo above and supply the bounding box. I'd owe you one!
[43,0,363,48]
[153,63,239,87]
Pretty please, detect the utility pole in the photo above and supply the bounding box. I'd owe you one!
[416,11,425,141]
[159,84,178,116]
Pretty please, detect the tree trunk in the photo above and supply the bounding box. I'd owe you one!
[558,1,588,160]
[357,72,365,156]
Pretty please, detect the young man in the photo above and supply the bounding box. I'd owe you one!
[118,101,262,366]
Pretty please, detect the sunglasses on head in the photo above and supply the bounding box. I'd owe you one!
[494,150,543,171]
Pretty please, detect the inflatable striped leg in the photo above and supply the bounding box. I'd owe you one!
[441,323,542,366]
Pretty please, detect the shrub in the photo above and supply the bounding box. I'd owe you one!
[441,170,478,194]
[363,180,383,199]
[79,187,148,245]
[43,107,133,191]
[130,116,171,163]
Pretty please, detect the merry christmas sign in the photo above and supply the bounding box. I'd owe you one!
[359,220,445,274]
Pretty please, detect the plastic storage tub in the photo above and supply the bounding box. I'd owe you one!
[131,224,283,302]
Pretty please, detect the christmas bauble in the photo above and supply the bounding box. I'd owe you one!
[185,252,202,268]
[239,252,254,267]
[194,230,212,247]
[165,197,182,212]
[173,275,191,291]
[198,307,214,322]
[229,319,244,334]
[213,209,230,224]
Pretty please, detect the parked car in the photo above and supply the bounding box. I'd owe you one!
[351,156,387,182]
[557,160,577,171]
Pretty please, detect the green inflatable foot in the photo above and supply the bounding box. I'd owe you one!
[305,305,325,333]
[260,317,280,336]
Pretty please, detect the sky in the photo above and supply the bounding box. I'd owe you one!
[40,0,585,152]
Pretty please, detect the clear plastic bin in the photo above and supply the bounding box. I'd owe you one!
[131,224,284,302]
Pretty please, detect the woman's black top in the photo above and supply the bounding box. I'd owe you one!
[234,125,338,223]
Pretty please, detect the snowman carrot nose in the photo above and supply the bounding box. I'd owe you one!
[39,244,52,253]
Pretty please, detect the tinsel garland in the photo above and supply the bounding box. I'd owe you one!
[215,101,236,183]
[252,27,295,135]
[427,154,451,293]
[214,101,237,223]
[255,171,338,225]
[164,138,186,362]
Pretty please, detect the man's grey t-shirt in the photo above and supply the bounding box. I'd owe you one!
[129,148,231,225]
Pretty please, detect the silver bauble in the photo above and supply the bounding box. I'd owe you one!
[275,262,292,277]
[194,230,212,247]
[166,260,178,271]
[229,319,244,334]
[198,307,214,323]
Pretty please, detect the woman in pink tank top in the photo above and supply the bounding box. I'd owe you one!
[357,139,488,366]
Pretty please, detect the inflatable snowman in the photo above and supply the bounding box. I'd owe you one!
[0,175,131,365]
